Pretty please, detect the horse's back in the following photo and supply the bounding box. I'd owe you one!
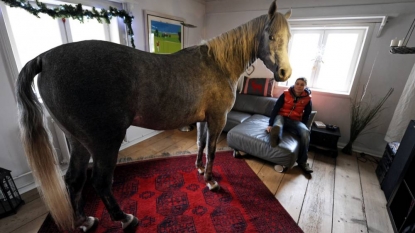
[37,40,235,136]
[38,41,138,139]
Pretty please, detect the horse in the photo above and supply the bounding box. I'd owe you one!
[16,0,292,231]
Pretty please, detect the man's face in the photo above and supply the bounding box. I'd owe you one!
[294,80,306,94]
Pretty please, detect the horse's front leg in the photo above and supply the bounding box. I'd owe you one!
[205,115,226,191]
[196,122,208,174]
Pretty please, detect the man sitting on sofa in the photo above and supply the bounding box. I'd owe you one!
[266,77,313,174]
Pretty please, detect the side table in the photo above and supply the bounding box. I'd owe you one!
[310,125,341,157]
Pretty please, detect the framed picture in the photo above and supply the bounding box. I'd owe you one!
[144,10,184,54]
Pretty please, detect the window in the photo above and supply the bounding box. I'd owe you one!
[0,1,122,96]
[283,27,367,94]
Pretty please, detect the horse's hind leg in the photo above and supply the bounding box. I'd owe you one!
[64,137,98,232]
[196,122,207,174]
[89,132,138,231]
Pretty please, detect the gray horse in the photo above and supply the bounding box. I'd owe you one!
[16,0,292,231]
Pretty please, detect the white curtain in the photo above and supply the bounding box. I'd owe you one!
[385,62,415,142]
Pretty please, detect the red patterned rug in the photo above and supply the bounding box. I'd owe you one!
[39,151,303,233]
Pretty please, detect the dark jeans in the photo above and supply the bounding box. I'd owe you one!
[272,115,310,164]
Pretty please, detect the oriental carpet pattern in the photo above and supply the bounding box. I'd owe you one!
[39,151,302,233]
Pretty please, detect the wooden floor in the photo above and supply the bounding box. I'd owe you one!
[0,129,394,233]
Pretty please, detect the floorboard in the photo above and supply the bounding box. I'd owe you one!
[244,156,265,175]
[119,130,174,157]
[10,213,48,233]
[275,151,315,222]
[332,153,367,233]
[257,161,285,194]
[298,152,336,233]
[0,197,48,233]
[20,188,40,203]
[358,154,394,233]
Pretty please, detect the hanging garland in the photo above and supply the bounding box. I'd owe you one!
[1,0,135,48]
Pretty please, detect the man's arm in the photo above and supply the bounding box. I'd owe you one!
[301,100,312,125]
[269,94,285,126]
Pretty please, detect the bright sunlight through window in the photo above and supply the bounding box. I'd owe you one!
[68,6,107,42]
[69,18,107,42]
[3,3,121,98]
[284,27,367,94]
[5,6,63,70]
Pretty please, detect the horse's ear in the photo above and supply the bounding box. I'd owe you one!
[268,0,277,18]
[284,8,292,19]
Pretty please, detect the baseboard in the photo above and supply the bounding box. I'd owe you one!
[18,182,37,194]
[337,142,383,158]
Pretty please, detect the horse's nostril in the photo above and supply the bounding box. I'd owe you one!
[280,69,286,77]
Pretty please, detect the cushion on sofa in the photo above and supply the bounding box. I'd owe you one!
[240,77,274,97]
[223,111,252,132]
[227,114,299,168]
[231,94,277,117]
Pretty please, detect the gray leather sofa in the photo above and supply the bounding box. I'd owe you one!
[224,93,315,170]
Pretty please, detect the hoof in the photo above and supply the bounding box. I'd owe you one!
[122,214,139,232]
[79,216,99,232]
[197,167,205,175]
[207,181,220,191]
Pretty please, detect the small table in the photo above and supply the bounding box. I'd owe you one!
[310,125,341,157]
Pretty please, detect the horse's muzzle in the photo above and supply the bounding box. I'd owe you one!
[274,67,292,82]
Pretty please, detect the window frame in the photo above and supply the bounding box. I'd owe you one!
[283,26,369,95]
[279,22,375,97]
[287,29,325,88]
[0,0,128,103]
[0,0,126,93]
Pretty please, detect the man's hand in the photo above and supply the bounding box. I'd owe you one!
[266,126,272,133]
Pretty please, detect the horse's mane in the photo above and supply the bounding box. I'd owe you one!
[204,13,290,78]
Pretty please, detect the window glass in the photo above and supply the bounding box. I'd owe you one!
[109,17,120,44]
[5,6,63,70]
[287,32,322,87]
[315,32,359,91]
[3,3,121,98]
[283,27,367,94]
[68,18,107,42]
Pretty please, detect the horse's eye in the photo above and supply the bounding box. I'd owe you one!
[269,35,275,41]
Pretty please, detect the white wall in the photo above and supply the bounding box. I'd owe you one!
[0,0,205,193]
[205,0,415,156]
[0,41,33,192]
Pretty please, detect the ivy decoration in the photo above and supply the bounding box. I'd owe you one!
[1,0,135,48]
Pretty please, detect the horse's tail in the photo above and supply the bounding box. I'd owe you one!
[16,57,74,230]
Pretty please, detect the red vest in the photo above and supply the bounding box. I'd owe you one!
[278,89,311,121]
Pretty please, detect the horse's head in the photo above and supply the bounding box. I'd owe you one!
[257,0,292,82]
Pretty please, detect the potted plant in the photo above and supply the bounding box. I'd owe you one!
[342,56,394,155]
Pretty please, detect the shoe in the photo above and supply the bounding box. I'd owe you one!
[298,163,313,173]
[270,126,281,147]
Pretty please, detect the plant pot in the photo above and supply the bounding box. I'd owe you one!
[341,141,354,155]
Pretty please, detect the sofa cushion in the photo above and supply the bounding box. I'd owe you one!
[241,77,274,97]
[223,111,252,132]
[232,94,277,117]
[227,114,299,168]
